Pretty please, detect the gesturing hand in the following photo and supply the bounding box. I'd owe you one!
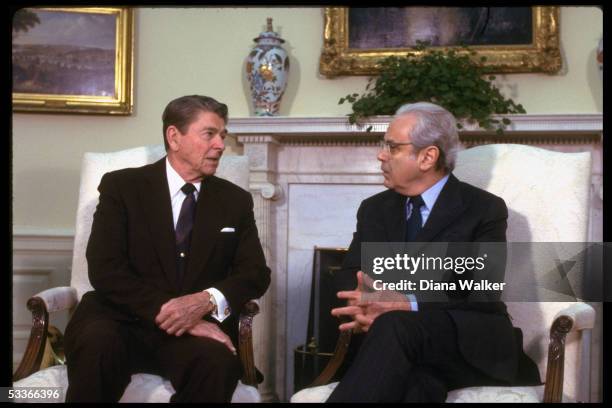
[155,291,215,336]
[188,321,237,355]
[331,271,410,333]
[330,271,368,333]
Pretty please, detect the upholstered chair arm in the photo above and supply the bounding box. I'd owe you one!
[32,287,79,314]
[553,302,596,331]
[13,287,77,381]
[310,318,353,387]
[14,286,77,380]
[543,302,596,403]
[238,299,261,386]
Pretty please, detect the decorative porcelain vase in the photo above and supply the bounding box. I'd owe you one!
[245,18,289,116]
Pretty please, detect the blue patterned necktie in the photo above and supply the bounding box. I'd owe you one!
[405,195,425,242]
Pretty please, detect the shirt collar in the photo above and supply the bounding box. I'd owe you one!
[166,157,201,198]
[419,173,450,210]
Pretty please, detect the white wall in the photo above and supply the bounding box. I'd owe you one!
[12,6,602,233]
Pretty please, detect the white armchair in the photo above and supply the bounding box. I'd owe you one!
[13,145,262,402]
[291,144,598,403]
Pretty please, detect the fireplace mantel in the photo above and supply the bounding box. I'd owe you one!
[228,114,602,137]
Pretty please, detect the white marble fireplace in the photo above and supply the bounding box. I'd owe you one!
[227,114,603,402]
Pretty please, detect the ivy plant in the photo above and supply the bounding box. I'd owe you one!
[339,43,526,133]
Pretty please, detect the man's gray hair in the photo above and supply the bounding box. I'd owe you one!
[395,102,459,173]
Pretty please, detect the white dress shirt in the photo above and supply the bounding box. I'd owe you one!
[166,158,231,322]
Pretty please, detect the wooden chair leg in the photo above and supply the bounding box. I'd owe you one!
[238,300,260,386]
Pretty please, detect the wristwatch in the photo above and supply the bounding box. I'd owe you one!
[204,290,218,314]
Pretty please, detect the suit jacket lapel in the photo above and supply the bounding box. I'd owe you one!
[383,190,408,242]
[181,176,225,292]
[142,158,178,290]
[417,173,466,242]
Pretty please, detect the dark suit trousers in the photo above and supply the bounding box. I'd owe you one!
[64,317,242,402]
[327,310,506,403]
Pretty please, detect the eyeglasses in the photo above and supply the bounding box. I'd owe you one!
[379,140,414,153]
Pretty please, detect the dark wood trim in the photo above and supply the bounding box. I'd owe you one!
[239,300,260,386]
[12,297,49,381]
[543,315,573,402]
[309,328,352,387]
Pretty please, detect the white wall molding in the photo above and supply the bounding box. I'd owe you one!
[13,233,74,254]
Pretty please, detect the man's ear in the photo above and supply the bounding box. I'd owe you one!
[166,126,180,151]
[419,146,440,172]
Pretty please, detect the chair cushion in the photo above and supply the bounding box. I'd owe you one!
[13,365,260,402]
[446,385,544,402]
[289,381,571,403]
[290,382,338,402]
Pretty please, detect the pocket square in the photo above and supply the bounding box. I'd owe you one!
[220,227,235,232]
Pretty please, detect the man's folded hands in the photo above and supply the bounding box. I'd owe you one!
[155,291,215,336]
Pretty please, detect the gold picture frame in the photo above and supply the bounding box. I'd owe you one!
[320,7,561,77]
[12,7,134,115]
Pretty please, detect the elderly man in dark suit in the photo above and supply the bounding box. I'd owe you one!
[328,102,540,402]
[64,95,271,402]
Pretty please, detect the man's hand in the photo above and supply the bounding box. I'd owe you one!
[188,321,237,355]
[155,291,215,336]
[331,271,411,333]
[331,270,368,333]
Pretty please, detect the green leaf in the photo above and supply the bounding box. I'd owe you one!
[337,44,524,130]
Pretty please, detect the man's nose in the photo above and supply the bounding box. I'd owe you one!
[212,134,225,150]
[377,150,388,162]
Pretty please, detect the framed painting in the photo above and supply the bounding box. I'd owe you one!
[320,7,561,76]
[12,7,134,115]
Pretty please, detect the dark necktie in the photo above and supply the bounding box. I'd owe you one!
[175,183,197,286]
[405,195,425,242]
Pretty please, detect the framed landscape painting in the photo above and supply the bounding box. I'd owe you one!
[12,7,134,115]
[320,7,561,76]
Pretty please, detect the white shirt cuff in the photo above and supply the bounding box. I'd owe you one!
[204,287,231,322]
[406,293,418,312]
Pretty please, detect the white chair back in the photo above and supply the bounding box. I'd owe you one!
[70,144,250,301]
[454,144,592,401]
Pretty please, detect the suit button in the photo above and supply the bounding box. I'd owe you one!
[179,252,186,258]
